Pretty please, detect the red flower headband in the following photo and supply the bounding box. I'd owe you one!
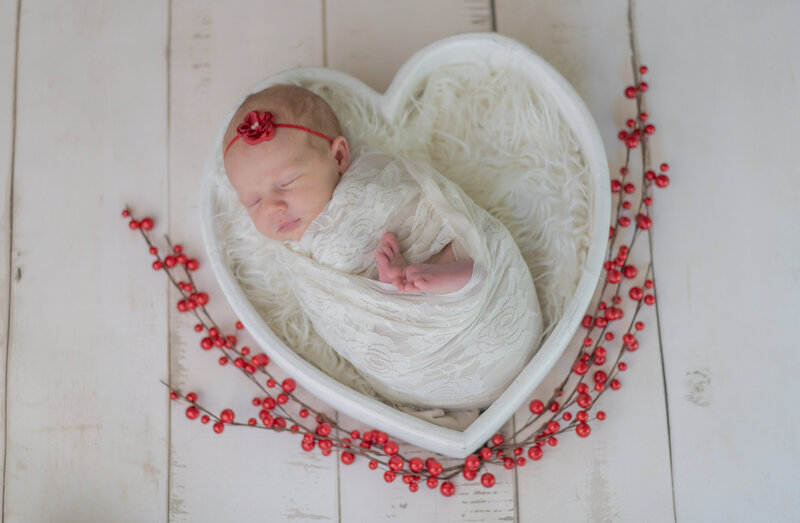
[224,111,333,157]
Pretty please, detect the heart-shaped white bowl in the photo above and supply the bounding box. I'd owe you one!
[201,33,609,457]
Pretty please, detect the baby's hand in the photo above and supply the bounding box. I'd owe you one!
[375,232,408,287]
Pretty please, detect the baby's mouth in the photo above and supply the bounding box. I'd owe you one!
[278,218,301,234]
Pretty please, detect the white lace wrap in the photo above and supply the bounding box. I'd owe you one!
[278,147,543,410]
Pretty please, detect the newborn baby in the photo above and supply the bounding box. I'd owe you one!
[223,84,543,410]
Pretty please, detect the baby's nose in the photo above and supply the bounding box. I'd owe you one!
[264,199,287,216]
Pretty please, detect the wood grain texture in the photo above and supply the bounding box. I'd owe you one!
[3,1,169,521]
[635,2,800,521]
[497,1,676,521]
[167,1,340,521]
[326,0,493,92]
[0,0,19,516]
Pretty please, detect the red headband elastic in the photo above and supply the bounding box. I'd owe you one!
[224,110,333,157]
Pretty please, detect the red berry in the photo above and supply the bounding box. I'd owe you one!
[660,163,669,172]
[635,321,645,330]
[629,287,643,301]
[640,112,648,121]
[282,378,296,393]
[645,170,656,180]
[176,254,188,264]
[384,471,396,483]
[638,82,649,92]
[611,180,621,193]
[409,457,424,473]
[624,86,636,98]
[341,452,355,465]
[464,454,481,471]
[610,379,621,390]
[480,447,493,460]
[577,393,592,409]
[140,218,154,230]
[169,391,178,400]
[481,473,495,488]
[129,220,140,229]
[644,294,656,305]
[185,406,199,420]
[645,279,654,289]
[529,399,545,414]
[213,422,224,434]
[235,321,244,329]
[388,456,404,471]
[639,65,648,74]
[122,209,131,217]
[195,293,209,306]
[176,300,187,312]
[637,214,653,230]
[369,460,378,470]
[618,130,628,140]
[597,411,607,420]
[549,401,560,413]
[528,446,543,461]
[607,270,621,284]
[623,265,637,278]
[547,421,560,433]
[463,468,476,480]
[440,481,455,497]
[409,482,419,493]
[618,216,631,227]
[426,458,443,476]
[149,246,157,255]
[427,477,438,489]
[383,440,399,455]
[152,260,163,270]
[618,362,628,371]
[201,415,209,424]
[644,124,656,135]
[573,360,588,375]
[656,175,670,188]
[576,422,591,438]
[547,436,558,447]
[186,259,199,271]
[220,409,234,423]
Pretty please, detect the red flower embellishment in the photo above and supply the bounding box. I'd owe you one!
[236,111,277,145]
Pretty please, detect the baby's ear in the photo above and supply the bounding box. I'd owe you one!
[330,136,350,174]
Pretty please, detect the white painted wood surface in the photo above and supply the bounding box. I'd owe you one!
[0,0,18,516]
[637,2,800,521]
[3,1,169,521]
[1,1,798,521]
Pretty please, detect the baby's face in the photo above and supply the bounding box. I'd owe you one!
[225,129,348,241]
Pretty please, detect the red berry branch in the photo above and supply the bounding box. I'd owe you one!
[122,17,667,498]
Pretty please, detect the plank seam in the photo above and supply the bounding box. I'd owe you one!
[628,1,678,521]
[489,0,497,32]
[321,0,328,67]
[335,411,341,523]
[166,0,173,520]
[2,1,22,521]
[512,416,519,523]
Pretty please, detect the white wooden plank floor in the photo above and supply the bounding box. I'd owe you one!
[2,1,798,522]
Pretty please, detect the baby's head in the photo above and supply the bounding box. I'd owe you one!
[223,84,350,241]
